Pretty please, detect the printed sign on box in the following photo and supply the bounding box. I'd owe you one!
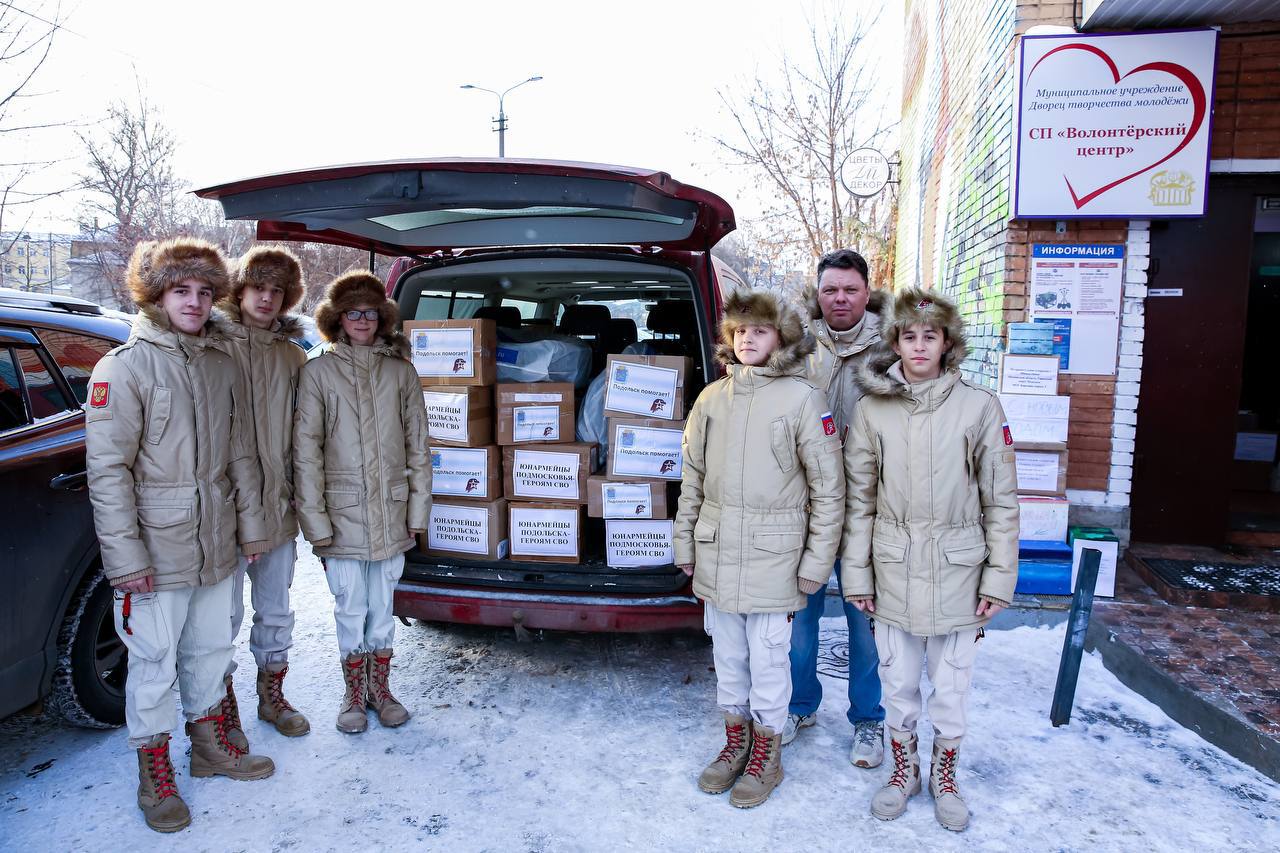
[510,505,581,560]
[999,353,1060,395]
[427,502,490,556]
[611,423,684,480]
[1015,28,1218,218]
[411,327,476,378]
[606,520,675,567]
[604,360,680,419]
[514,405,561,442]
[511,450,580,500]
[422,390,469,442]
[431,447,492,498]
[604,483,653,518]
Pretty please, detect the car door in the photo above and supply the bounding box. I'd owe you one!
[0,328,92,715]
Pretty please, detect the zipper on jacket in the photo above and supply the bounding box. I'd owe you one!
[180,339,207,578]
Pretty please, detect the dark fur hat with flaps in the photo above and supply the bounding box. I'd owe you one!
[314,270,409,357]
[715,288,815,375]
[857,286,969,397]
[126,237,230,308]
[227,245,305,314]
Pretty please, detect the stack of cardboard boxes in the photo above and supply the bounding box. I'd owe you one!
[405,319,692,569]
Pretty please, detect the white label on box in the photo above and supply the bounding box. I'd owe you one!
[513,405,561,442]
[430,447,489,497]
[1015,451,1061,492]
[602,483,654,518]
[428,502,489,556]
[511,507,578,557]
[604,362,679,420]
[999,394,1070,444]
[606,520,674,567]
[1000,354,1059,395]
[411,327,475,378]
[513,393,563,403]
[422,390,469,442]
[1018,497,1069,542]
[1234,432,1278,462]
[512,450,580,499]
[612,424,683,479]
[1072,538,1118,598]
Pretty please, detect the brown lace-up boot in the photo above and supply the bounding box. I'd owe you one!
[136,733,190,833]
[870,728,921,820]
[186,710,275,781]
[697,713,752,794]
[219,675,249,752]
[729,723,784,808]
[366,648,410,727]
[930,736,970,831]
[337,653,369,733]
[256,663,310,736]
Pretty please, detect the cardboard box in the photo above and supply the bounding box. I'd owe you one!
[422,386,493,446]
[404,319,497,386]
[1015,447,1068,496]
[508,502,583,563]
[999,353,1060,395]
[495,382,576,444]
[1234,431,1277,462]
[1018,496,1069,543]
[999,394,1070,444]
[606,417,686,481]
[419,498,509,560]
[503,443,597,504]
[1069,526,1120,598]
[601,354,690,420]
[586,475,671,519]
[605,519,676,567]
[430,445,502,501]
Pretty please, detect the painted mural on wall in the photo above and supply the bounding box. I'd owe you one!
[897,0,1016,384]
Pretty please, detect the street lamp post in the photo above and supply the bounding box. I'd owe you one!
[460,76,543,157]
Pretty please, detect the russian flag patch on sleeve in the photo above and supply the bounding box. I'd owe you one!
[1002,422,1013,446]
[821,412,836,436]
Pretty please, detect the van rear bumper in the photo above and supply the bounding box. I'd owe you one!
[394,581,703,633]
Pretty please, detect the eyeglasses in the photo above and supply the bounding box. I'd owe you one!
[344,309,379,321]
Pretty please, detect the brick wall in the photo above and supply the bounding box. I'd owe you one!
[1212,25,1280,160]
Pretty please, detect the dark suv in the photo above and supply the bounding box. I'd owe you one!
[0,288,132,726]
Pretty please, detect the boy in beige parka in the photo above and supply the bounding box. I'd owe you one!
[674,288,845,808]
[841,287,1019,831]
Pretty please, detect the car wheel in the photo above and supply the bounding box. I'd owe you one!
[47,570,126,729]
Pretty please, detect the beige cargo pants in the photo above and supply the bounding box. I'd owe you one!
[873,621,982,741]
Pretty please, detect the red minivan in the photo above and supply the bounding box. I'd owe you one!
[197,159,746,633]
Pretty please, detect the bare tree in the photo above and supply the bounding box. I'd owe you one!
[712,4,898,287]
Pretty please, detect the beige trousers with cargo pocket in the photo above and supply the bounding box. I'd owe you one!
[705,603,793,732]
[873,621,982,741]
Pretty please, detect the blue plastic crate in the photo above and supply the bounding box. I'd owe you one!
[1016,556,1073,595]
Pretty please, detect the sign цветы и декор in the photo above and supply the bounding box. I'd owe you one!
[1015,28,1217,218]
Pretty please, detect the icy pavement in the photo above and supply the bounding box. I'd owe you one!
[2,539,1278,852]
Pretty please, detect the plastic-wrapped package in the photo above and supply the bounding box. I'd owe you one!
[495,326,593,388]
[576,341,661,467]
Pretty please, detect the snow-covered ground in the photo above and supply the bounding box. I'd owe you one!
[2,539,1278,852]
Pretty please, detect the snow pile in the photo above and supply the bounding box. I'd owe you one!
[1,538,1277,851]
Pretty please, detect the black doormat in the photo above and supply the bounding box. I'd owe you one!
[1143,558,1280,597]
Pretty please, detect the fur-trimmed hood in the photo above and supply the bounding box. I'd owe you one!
[228,245,305,314]
[714,288,815,376]
[126,237,230,308]
[216,301,306,341]
[856,287,969,399]
[803,280,887,320]
[313,269,408,358]
[133,300,236,348]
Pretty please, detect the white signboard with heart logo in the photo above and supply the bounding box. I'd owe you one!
[1015,29,1217,218]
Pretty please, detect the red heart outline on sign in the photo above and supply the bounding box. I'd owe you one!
[1029,43,1206,209]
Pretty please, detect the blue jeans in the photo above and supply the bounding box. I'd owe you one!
[788,562,884,725]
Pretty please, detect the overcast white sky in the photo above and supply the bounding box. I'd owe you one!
[4,0,902,234]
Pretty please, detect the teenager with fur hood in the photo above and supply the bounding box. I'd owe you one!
[216,245,312,743]
[85,238,275,833]
[293,271,431,733]
[840,287,1019,831]
[674,288,845,808]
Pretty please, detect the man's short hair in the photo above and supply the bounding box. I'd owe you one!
[816,249,869,285]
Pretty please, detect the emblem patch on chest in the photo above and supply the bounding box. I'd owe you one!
[90,382,110,408]
[821,412,836,436]
[1002,422,1013,446]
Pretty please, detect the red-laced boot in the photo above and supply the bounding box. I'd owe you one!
[366,648,410,727]
[136,733,190,833]
[219,674,249,752]
[930,736,969,831]
[187,708,275,780]
[337,653,369,733]
[697,713,752,794]
[871,728,921,820]
[729,722,784,808]
[256,663,311,736]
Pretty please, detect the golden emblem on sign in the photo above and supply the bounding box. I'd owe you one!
[1148,170,1196,207]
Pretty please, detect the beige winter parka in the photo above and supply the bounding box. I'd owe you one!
[86,306,268,589]
[803,288,885,440]
[840,352,1020,636]
[218,304,308,551]
[674,292,846,614]
[293,333,432,561]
